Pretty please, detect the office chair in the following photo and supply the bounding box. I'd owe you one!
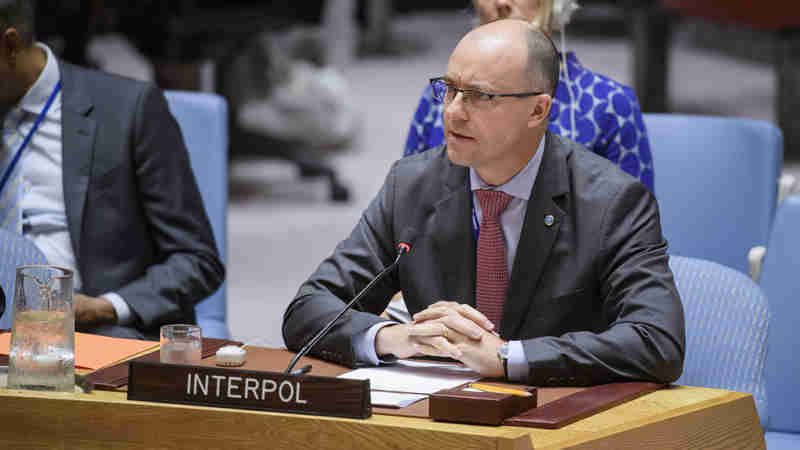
[759,195,800,448]
[669,255,769,426]
[0,229,48,330]
[164,91,231,339]
[645,114,783,275]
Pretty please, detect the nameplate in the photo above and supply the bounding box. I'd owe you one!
[127,361,371,419]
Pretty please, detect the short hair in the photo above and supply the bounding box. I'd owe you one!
[524,26,560,96]
[0,0,35,46]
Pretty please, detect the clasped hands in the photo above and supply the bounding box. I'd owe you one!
[375,301,505,378]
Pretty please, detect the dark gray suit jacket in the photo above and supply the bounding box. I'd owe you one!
[282,133,685,386]
[59,62,225,339]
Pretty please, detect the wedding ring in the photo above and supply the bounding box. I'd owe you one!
[443,328,449,341]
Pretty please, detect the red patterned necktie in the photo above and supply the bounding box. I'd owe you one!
[474,189,513,328]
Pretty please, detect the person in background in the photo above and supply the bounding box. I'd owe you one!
[284,19,683,386]
[0,0,224,339]
[404,0,655,192]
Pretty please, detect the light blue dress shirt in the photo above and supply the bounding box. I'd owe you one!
[5,43,133,325]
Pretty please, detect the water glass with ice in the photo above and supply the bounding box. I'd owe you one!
[7,265,75,392]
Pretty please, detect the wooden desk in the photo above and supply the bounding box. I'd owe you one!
[0,346,766,449]
[0,385,763,449]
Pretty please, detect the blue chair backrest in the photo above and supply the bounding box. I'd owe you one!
[670,255,769,426]
[645,114,782,275]
[761,195,800,436]
[0,229,48,329]
[164,91,230,339]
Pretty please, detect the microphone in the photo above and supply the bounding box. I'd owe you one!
[285,228,419,375]
[0,284,5,320]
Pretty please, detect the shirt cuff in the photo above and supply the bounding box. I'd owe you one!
[101,292,133,326]
[506,340,529,381]
[353,322,398,365]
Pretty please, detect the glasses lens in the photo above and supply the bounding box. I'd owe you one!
[431,80,447,103]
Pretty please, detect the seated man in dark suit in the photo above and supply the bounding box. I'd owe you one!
[1,0,224,339]
[283,19,684,385]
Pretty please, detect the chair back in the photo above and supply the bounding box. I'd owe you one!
[645,114,782,275]
[0,229,48,329]
[760,195,800,439]
[164,91,230,339]
[670,255,769,426]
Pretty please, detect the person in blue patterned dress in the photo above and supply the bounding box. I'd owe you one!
[403,0,654,191]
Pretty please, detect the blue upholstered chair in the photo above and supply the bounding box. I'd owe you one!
[669,255,769,426]
[760,195,800,448]
[0,229,48,330]
[164,91,230,339]
[645,114,783,275]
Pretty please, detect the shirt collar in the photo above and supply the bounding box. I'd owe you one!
[469,135,546,201]
[16,43,60,116]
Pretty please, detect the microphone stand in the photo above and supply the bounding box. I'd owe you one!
[284,249,408,375]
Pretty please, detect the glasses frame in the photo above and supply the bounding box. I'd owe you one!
[429,77,545,105]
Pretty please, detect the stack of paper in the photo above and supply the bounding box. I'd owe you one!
[339,360,481,408]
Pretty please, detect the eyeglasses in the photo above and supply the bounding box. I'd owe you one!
[429,77,544,107]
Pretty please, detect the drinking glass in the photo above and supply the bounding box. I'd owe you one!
[160,324,202,365]
[7,265,75,392]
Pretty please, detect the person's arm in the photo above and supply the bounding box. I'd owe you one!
[282,166,401,368]
[597,86,655,193]
[626,86,655,192]
[521,181,684,386]
[110,84,225,330]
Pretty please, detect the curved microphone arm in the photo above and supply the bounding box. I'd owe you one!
[284,249,407,376]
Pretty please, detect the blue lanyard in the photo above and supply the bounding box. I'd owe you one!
[0,79,62,196]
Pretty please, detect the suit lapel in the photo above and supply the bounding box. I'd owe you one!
[501,133,570,338]
[432,157,476,307]
[58,62,96,265]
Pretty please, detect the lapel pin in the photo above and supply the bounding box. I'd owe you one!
[544,214,555,227]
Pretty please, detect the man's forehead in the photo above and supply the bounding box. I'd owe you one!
[446,39,527,90]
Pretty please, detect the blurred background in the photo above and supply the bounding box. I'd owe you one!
[34,0,800,347]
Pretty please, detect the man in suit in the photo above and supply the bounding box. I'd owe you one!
[283,19,684,385]
[1,0,224,339]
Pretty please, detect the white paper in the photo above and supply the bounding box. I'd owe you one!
[338,359,481,395]
[369,391,427,408]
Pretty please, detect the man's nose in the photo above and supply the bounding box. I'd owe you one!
[495,0,512,17]
[444,92,469,121]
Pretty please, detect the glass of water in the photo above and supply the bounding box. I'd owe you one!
[160,324,202,365]
[7,265,75,392]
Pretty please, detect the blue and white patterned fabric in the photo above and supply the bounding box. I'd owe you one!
[0,228,48,329]
[404,52,654,192]
[669,255,769,427]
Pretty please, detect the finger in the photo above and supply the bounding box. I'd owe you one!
[429,300,460,309]
[412,305,458,323]
[407,322,449,338]
[439,314,486,340]
[414,335,462,359]
[414,304,495,332]
[412,339,448,358]
[453,304,494,331]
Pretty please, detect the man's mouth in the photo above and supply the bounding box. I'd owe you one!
[448,130,475,141]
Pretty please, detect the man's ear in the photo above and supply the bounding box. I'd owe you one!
[528,94,552,129]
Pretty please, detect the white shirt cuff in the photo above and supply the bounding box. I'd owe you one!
[506,340,529,381]
[101,292,133,326]
[354,322,398,365]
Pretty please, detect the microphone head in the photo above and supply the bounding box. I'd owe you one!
[0,284,4,319]
[397,227,419,254]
